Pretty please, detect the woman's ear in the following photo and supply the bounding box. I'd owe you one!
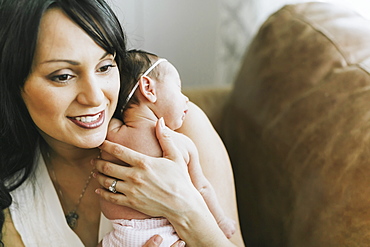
[138,76,157,103]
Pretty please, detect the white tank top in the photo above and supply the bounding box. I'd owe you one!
[9,150,113,246]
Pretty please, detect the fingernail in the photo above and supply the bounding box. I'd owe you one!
[90,158,95,166]
[159,117,165,129]
[153,235,162,245]
[178,241,186,247]
[159,117,171,137]
[95,189,101,195]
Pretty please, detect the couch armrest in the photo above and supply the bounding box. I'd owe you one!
[221,2,370,246]
[183,86,232,132]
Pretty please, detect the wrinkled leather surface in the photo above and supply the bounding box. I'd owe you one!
[221,2,370,246]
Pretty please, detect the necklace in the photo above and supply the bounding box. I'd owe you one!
[46,152,94,230]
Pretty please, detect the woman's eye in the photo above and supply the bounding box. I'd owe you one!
[50,74,74,83]
[97,64,116,73]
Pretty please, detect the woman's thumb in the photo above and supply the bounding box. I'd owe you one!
[155,117,182,161]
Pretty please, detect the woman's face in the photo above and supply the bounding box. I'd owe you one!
[22,8,120,149]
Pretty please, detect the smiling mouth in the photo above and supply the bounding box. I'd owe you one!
[75,114,101,123]
[69,111,105,129]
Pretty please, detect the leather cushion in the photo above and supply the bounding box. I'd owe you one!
[222,2,370,246]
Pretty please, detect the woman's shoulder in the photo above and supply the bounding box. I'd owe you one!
[2,208,25,247]
[177,102,218,142]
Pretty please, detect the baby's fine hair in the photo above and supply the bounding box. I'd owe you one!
[115,50,163,120]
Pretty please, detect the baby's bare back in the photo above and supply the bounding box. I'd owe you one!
[100,119,190,220]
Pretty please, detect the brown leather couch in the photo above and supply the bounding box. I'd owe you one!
[186,2,370,246]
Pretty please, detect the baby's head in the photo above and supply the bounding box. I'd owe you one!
[118,50,189,130]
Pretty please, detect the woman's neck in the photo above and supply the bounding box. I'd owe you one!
[40,139,100,169]
[40,139,102,246]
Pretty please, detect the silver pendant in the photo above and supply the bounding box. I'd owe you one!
[65,211,79,229]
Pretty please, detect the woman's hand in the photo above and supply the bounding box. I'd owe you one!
[143,235,185,247]
[94,117,203,218]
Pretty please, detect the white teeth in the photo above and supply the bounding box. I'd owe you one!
[75,113,101,123]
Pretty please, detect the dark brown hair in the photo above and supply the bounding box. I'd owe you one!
[0,0,126,243]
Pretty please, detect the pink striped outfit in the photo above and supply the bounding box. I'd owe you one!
[102,218,179,247]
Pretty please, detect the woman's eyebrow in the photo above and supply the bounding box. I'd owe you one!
[41,59,79,65]
[41,52,111,65]
[100,52,111,60]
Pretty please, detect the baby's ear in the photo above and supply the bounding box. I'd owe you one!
[138,76,157,103]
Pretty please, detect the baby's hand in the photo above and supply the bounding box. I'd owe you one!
[218,217,237,239]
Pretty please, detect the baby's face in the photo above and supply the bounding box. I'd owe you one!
[154,62,189,130]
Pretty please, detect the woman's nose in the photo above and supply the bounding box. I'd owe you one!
[76,76,105,106]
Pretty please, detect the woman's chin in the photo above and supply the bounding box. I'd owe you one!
[76,133,107,149]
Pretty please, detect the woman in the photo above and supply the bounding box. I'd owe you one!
[0,0,244,246]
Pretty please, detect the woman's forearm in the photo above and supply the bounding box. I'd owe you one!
[163,187,236,247]
[177,102,245,246]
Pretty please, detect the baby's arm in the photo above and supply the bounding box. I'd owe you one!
[182,135,236,239]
